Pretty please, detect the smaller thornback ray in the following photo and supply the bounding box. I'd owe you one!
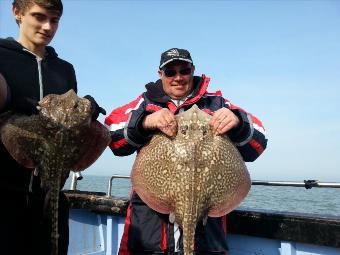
[131,104,251,255]
[0,90,111,255]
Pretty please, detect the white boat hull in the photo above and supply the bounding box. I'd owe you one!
[68,208,340,255]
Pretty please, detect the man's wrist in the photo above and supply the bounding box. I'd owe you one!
[142,115,154,130]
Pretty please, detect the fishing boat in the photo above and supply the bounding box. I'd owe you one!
[65,174,340,255]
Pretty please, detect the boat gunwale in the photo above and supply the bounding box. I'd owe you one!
[64,190,340,248]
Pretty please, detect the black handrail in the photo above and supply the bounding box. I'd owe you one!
[102,175,340,196]
[252,180,340,189]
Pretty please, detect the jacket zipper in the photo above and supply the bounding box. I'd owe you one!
[36,57,43,100]
[22,49,44,192]
[23,49,44,99]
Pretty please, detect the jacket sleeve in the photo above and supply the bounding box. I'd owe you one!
[104,94,153,156]
[0,73,10,113]
[69,64,77,93]
[224,98,267,162]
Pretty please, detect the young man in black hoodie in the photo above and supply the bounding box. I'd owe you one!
[0,1,104,254]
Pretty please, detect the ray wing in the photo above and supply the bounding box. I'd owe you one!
[131,134,176,214]
[71,121,111,172]
[207,136,251,217]
[1,112,110,174]
[0,114,44,169]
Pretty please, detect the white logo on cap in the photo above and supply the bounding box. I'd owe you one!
[167,49,180,57]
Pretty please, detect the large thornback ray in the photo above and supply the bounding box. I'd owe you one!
[131,105,251,255]
[0,90,110,255]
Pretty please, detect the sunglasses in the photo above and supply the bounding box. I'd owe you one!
[163,67,192,77]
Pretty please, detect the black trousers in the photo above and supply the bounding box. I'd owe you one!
[0,189,69,255]
[123,193,228,255]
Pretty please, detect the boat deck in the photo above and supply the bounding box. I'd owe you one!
[65,190,340,255]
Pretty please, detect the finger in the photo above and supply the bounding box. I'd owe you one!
[217,121,234,134]
[160,116,178,136]
[163,115,176,127]
[210,110,225,127]
[209,117,216,128]
[163,110,176,123]
[157,118,168,129]
[217,115,238,134]
[168,120,177,131]
[158,110,176,127]
[214,113,231,132]
[161,126,175,137]
[209,119,219,134]
[169,122,178,136]
[210,116,225,133]
[153,110,167,125]
[163,115,176,129]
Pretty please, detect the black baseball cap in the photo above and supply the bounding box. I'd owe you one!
[159,48,193,69]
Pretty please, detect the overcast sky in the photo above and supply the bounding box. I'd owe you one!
[1,0,339,182]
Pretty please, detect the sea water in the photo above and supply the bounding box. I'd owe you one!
[64,175,340,217]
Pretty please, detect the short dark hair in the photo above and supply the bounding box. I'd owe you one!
[12,0,63,16]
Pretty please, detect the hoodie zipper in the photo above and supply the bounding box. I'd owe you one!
[23,48,44,99]
[36,57,43,100]
[22,49,44,192]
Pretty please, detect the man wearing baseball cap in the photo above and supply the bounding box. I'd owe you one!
[105,48,267,254]
[159,48,193,68]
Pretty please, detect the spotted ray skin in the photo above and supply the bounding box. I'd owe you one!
[0,90,110,255]
[131,104,251,255]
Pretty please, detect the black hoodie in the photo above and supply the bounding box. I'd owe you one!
[0,37,77,192]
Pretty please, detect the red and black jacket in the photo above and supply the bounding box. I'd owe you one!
[105,75,267,254]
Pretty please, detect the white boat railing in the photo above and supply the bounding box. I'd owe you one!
[69,171,83,190]
[68,172,340,193]
[106,174,130,196]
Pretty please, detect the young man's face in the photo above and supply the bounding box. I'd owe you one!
[13,3,61,49]
[159,61,195,100]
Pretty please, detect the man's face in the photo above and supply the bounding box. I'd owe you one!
[159,61,195,100]
[13,3,60,48]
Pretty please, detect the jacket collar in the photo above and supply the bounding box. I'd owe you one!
[144,75,210,104]
[0,37,58,59]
